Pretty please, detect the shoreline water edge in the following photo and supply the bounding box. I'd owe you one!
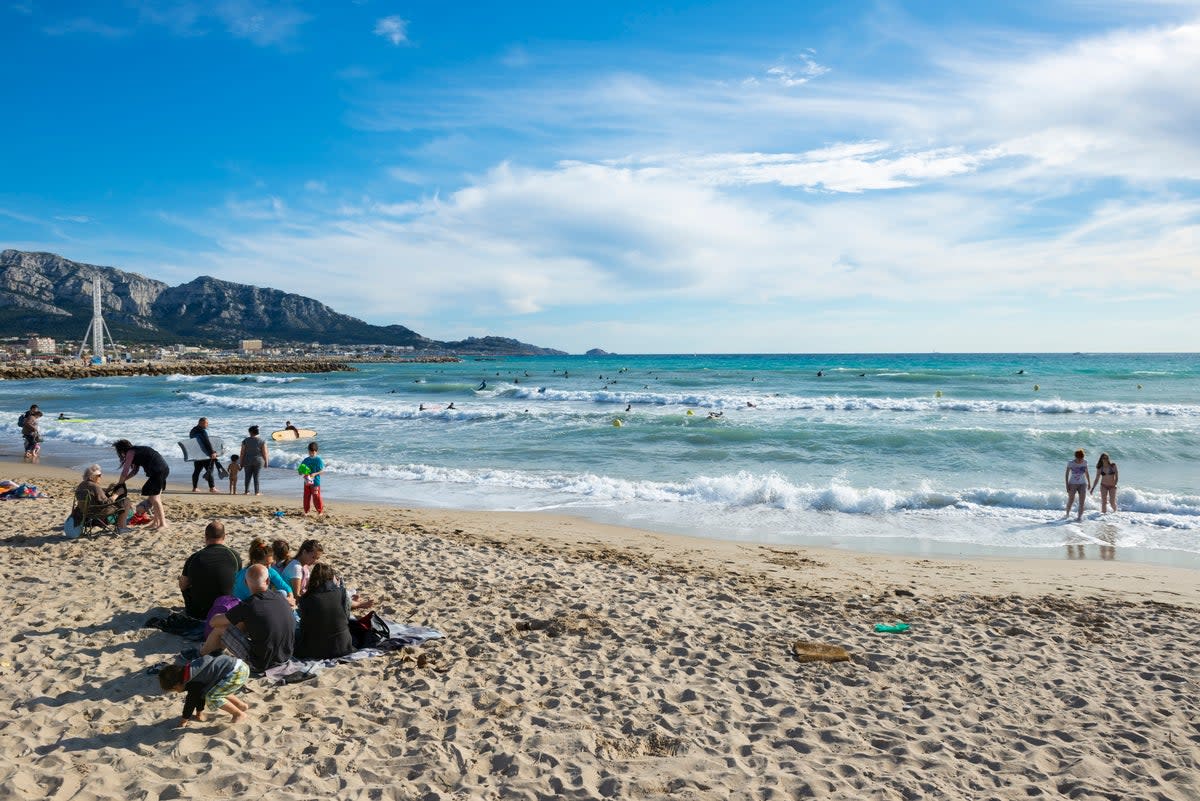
[3,352,1197,570]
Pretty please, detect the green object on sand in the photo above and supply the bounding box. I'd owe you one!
[874,622,910,633]
[297,463,311,476]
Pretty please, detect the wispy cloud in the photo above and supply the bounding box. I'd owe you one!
[132,0,311,46]
[500,45,532,68]
[373,15,408,46]
[54,214,94,224]
[762,51,830,87]
[42,17,129,37]
[615,145,985,193]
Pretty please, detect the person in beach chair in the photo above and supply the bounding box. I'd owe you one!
[72,463,132,535]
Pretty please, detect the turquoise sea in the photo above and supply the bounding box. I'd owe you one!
[7,353,1199,567]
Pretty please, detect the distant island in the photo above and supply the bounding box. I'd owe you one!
[0,249,566,356]
[586,348,613,356]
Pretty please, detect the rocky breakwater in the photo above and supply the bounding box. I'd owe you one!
[0,358,356,381]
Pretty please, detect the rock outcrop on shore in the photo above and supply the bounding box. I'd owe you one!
[0,355,469,381]
[0,358,358,380]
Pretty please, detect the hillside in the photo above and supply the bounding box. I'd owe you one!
[0,250,565,355]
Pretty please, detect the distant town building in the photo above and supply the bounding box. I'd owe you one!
[27,336,56,354]
[240,339,263,353]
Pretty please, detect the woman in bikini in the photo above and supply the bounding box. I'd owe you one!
[1091,452,1119,514]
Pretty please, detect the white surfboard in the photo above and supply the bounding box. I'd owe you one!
[178,435,224,461]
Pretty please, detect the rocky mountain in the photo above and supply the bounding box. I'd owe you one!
[0,250,565,354]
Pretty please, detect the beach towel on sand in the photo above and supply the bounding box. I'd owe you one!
[0,481,46,499]
[143,610,207,640]
[263,620,444,685]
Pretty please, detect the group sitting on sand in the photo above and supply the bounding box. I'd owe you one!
[165,521,374,726]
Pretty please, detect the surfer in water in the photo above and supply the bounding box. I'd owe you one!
[284,421,301,438]
[477,381,487,391]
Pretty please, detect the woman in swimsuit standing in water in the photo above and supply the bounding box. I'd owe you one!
[1091,452,1118,514]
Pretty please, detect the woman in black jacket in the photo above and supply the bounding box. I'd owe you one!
[295,563,354,659]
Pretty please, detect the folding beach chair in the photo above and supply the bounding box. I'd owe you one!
[73,493,120,537]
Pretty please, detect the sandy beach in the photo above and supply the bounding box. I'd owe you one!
[1,461,1197,800]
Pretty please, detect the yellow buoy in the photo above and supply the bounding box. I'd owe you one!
[934,390,942,398]
[612,418,623,427]
[1033,384,1039,391]
[686,410,694,416]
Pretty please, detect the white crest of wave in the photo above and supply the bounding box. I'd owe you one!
[182,391,501,422]
[507,388,1200,417]
[306,461,1200,522]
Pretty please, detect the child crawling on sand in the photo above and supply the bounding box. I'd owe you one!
[159,654,250,727]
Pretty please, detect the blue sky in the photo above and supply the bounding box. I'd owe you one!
[3,1,1198,353]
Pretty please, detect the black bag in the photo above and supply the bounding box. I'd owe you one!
[350,611,391,649]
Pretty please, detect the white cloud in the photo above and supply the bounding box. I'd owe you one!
[224,195,287,221]
[132,0,310,46]
[764,51,829,87]
[627,146,986,193]
[180,154,1199,343]
[54,214,94,223]
[373,15,408,46]
[946,21,1200,181]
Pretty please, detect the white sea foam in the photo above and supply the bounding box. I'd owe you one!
[182,391,512,422]
[508,388,1200,418]
[313,460,1200,528]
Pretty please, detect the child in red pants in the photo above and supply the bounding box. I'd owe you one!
[299,441,325,515]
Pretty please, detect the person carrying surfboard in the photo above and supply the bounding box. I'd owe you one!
[285,421,300,438]
[189,418,220,493]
